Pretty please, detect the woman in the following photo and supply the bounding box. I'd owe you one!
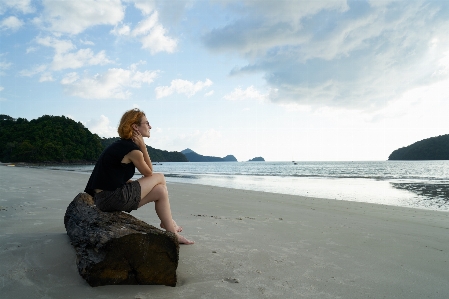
[85,108,194,244]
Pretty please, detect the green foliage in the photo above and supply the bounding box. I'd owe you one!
[0,115,103,163]
[388,134,449,160]
[100,137,188,162]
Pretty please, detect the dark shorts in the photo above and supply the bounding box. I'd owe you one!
[94,181,141,213]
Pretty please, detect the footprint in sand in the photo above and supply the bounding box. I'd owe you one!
[223,277,239,283]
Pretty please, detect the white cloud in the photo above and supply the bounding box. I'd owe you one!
[39,0,124,35]
[110,24,131,36]
[128,0,156,16]
[0,16,24,31]
[61,66,159,99]
[53,48,111,71]
[132,11,159,36]
[0,61,12,70]
[60,72,79,84]
[155,78,213,98]
[80,39,95,46]
[203,1,449,111]
[26,47,37,53]
[39,72,54,82]
[0,84,5,101]
[139,23,177,54]
[369,77,449,123]
[204,90,214,97]
[131,11,177,54]
[19,64,47,77]
[85,115,117,138]
[111,5,177,54]
[223,86,268,102]
[0,0,34,14]
[204,0,348,55]
[36,36,112,71]
[36,36,74,53]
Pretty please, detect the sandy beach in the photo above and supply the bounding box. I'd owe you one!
[1,166,448,298]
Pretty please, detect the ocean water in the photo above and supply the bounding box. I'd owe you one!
[45,161,449,211]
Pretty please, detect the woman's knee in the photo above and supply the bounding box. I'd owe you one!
[139,183,168,206]
[152,172,166,185]
[153,183,168,196]
[146,184,168,203]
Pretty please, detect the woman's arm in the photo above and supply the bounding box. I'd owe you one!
[126,150,153,177]
[128,130,153,176]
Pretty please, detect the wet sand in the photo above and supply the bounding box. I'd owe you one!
[1,166,448,298]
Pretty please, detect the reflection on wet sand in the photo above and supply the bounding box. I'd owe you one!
[391,182,449,209]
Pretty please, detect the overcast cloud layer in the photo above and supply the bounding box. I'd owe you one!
[1,0,449,160]
[204,0,449,109]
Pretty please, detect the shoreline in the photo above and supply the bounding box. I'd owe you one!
[0,161,97,167]
[1,166,449,298]
[4,162,449,212]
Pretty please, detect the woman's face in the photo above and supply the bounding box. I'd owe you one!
[136,115,151,138]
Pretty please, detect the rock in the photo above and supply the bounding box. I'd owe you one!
[64,193,179,287]
[248,157,265,162]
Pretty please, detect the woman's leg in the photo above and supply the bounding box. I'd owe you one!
[137,174,193,244]
[137,173,167,202]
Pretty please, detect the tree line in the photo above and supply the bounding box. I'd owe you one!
[0,114,187,163]
[100,137,187,162]
[388,134,449,160]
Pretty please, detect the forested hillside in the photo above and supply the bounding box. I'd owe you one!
[0,114,102,163]
[388,134,449,160]
[0,115,188,163]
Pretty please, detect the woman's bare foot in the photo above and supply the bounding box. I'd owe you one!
[176,233,194,245]
[161,220,183,232]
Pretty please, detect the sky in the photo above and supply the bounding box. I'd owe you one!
[1,0,449,161]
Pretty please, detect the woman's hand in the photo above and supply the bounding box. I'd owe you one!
[130,128,153,174]
[132,129,146,150]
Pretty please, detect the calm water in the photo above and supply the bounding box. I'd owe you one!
[45,161,449,211]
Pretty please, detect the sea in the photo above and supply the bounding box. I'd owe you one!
[43,161,449,212]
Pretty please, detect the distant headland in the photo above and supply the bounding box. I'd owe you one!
[388,134,449,160]
[248,157,265,162]
[181,148,237,162]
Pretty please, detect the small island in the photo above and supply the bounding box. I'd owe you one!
[248,157,265,162]
[388,134,449,160]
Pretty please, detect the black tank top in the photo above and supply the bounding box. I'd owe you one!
[84,139,141,196]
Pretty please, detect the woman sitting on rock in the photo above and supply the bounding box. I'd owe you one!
[85,108,194,244]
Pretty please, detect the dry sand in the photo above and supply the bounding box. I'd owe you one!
[0,165,448,299]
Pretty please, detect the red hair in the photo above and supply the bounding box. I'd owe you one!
[117,108,146,139]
